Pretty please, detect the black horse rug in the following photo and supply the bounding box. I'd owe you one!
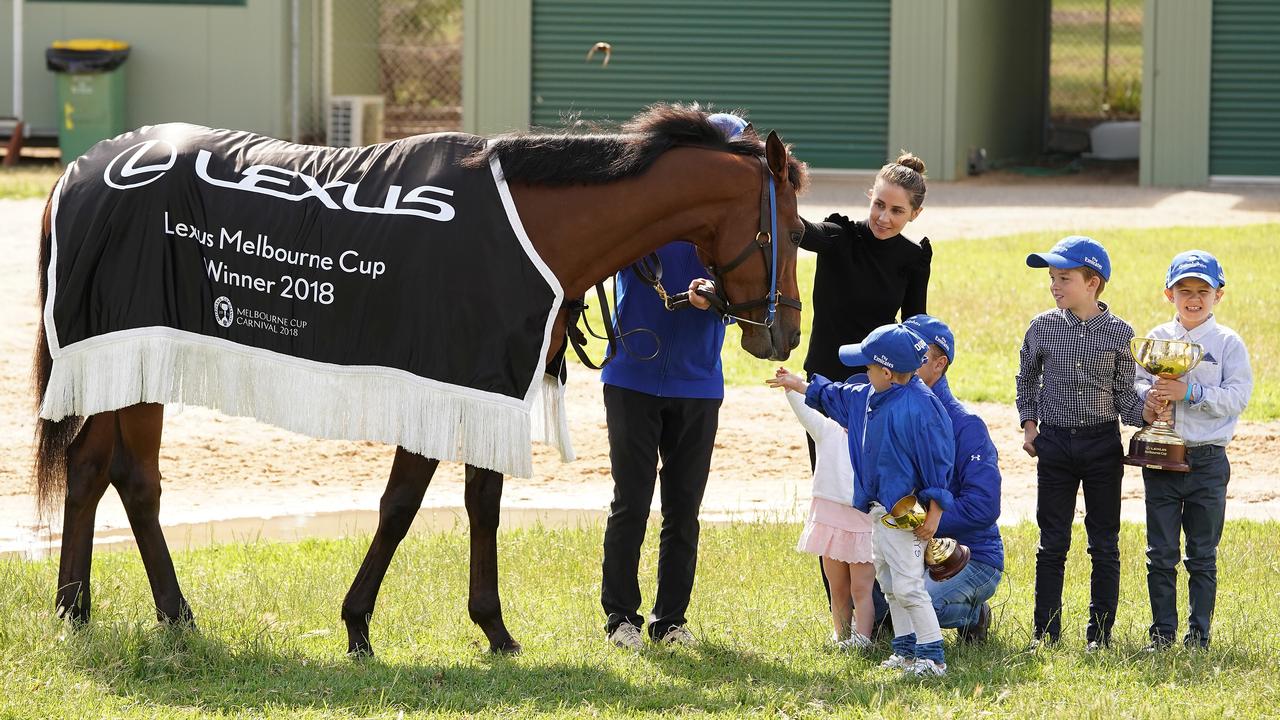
[40,124,572,477]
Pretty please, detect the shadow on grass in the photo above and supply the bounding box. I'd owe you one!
[54,622,1072,715]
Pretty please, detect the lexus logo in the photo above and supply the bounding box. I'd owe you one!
[104,139,178,190]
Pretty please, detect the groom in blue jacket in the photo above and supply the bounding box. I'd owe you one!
[904,314,1004,642]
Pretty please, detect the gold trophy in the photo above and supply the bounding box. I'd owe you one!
[881,495,971,581]
[1124,337,1205,472]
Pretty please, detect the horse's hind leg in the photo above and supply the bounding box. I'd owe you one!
[341,447,437,656]
[465,464,519,654]
[55,412,116,624]
[110,403,193,624]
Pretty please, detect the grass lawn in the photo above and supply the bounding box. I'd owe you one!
[0,164,62,200]
[717,223,1278,420]
[2,521,1277,718]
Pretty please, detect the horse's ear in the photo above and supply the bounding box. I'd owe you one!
[765,130,788,183]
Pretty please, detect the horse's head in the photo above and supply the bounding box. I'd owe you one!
[701,130,806,361]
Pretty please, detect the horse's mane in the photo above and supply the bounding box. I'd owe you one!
[463,103,808,190]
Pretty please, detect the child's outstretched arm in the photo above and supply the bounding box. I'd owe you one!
[768,366,828,438]
[803,374,865,430]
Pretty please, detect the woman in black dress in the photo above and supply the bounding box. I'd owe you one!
[800,152,932,635]
[801,152,931,383]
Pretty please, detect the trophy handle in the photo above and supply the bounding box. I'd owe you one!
[1186,343,1205,372]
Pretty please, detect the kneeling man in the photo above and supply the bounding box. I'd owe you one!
[905,314,1004,642]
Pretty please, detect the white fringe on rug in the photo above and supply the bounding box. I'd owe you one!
[39,332,573,479]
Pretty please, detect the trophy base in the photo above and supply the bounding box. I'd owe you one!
[926,540,971,582]
[1124,433,1190,472]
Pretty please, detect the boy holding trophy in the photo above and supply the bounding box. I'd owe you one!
[1016,236,1156,651]
[1134,250,1253,650]
[794,323,956,677]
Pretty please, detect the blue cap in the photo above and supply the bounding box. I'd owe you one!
[1026,235,1112,281]
[838,323,929,371]
[708,112,750,140]
[1165,250,1225,288]
[903,314,955,363]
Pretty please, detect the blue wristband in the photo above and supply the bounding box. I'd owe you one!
[1184,383,1195,403]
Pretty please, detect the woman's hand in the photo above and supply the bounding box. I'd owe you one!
[766,365,808,394]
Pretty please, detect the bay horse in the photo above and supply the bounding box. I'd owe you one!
[31,103,808,655]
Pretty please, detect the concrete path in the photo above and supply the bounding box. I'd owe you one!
[798,170,1280,241]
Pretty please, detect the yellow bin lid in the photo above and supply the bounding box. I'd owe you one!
[51,39,130,52]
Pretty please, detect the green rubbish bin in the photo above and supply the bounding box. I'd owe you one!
[46,39,131,163]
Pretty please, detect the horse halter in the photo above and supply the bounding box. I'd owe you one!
[699,155,803,328]
[564,152,802,370]
[634,155,802,328]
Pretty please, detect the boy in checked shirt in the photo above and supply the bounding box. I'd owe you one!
[1016,236,1159,651]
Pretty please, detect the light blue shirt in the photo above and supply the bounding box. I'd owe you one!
[1133,314,1253,447]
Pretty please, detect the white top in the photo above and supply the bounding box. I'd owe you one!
[1133,314,1253,447]
[786,390,856,504]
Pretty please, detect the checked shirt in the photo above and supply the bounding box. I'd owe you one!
[1016,302,1145,429]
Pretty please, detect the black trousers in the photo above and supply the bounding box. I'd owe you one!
[601,384,720,639]
[1143,445,1230,647]
[1032,422,1123,644]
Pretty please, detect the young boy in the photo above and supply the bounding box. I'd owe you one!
[777,323,955,676]
[1016,235,1154,651]
[1134,250,1252,650]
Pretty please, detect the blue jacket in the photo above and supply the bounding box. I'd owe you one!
[600,242,726,399]
[806,374,955,514]
[930,377,1005,571]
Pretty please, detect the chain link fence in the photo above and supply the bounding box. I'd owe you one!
[331,0,462,140]
[1050,0,1143,122]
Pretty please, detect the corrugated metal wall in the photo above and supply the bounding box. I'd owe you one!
[1210,0,1280,177]
[529,0,890,169]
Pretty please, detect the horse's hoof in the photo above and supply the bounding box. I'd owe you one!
[56,604,89,627]
[158,601,196,628]
[489,638,522,655]
[347,642,375,659]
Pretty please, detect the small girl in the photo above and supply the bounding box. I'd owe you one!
[768,366,875,650]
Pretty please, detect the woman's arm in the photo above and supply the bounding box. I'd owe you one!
[901,238,932,318]
[799,215,854,255]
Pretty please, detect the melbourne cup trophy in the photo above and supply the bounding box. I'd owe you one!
[881,495,971,581]
[1125,336,1205,472]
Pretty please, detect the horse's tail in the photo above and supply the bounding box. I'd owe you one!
[32,185,82,520]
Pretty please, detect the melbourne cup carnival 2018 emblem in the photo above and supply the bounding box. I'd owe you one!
[1125,337,1205,472]
[213,296,235,328]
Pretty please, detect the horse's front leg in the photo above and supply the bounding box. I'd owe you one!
[341,447,437,656]
[55,413,116,624]
[464,464,520,653]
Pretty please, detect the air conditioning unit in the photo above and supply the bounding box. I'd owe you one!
[327,95,385,147]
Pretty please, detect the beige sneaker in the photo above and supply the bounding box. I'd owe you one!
[607,622,643,650]
[838,633,873,652]
[657,625,699,647]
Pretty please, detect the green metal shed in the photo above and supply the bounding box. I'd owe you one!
[1209,0,1280,179]
[528,0,890,170]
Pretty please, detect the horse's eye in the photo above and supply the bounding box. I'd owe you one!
[789,231,803,246]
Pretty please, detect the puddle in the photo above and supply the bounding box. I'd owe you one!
[1,507,609,561]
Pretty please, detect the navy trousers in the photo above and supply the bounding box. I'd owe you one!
[1032,422,1123,644]
[1143,444,1230,648]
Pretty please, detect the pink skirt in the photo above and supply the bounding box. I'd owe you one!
[796,497,873,564]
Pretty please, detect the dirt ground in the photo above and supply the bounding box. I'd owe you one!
[3,177,1279,554]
